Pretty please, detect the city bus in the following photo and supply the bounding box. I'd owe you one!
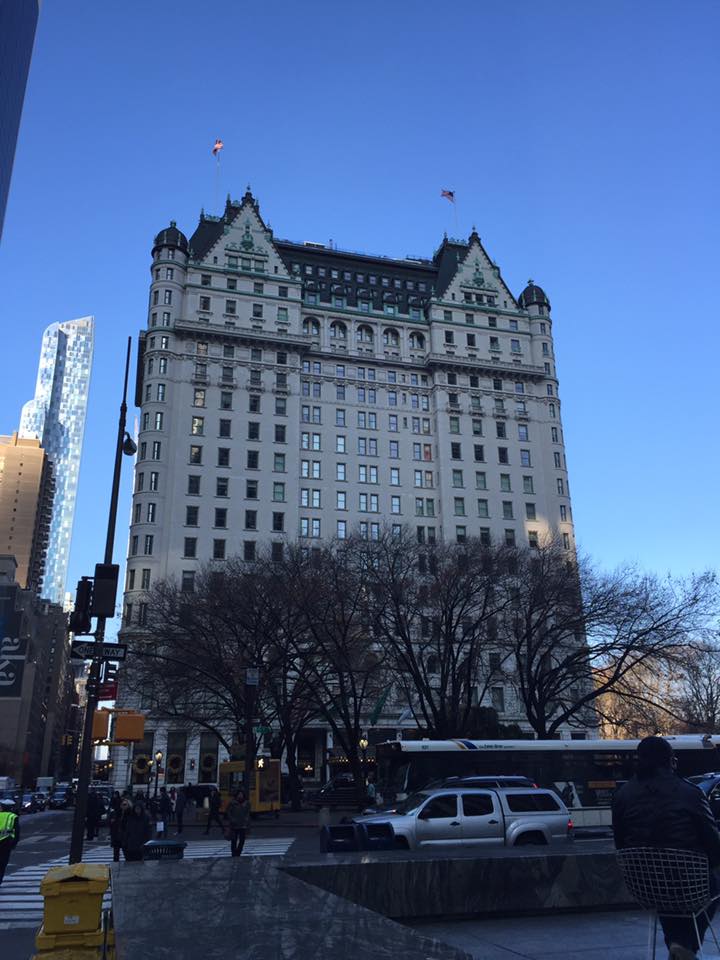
[375,736,720,827]
[218,758,281,817]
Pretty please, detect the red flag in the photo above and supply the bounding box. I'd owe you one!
[212,138,224,156]
[441,189,455,203]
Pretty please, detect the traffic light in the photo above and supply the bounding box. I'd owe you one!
[98,662,119,700]
[68,577,93,635]
[90,563,119,618]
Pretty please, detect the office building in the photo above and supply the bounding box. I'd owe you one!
[113,189,576,787]
[19,317,94,604]
[0,432,54,594]
[0,555,69,786]
[0,0,40,240]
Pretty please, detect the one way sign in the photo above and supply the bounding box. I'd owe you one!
[71,641,127,661]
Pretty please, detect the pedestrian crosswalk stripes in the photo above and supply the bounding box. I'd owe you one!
[0,837,295,929]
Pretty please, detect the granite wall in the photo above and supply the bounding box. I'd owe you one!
[284,851,633,920]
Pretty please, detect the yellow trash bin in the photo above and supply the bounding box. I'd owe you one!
[39,864,109,936]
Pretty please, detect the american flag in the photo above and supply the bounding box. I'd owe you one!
[212,138,224,156]
[441,189,455,203]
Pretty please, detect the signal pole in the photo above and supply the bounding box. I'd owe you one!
[69,337,134,864]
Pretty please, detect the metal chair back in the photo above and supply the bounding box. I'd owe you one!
[617,847,712,916]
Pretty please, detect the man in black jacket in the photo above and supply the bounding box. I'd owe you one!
[613,736,720,959]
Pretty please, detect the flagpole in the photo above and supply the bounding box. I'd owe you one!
[214,152,220,212]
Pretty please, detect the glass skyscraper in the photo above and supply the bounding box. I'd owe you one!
[19,317,94,604]
[0,0,40,241]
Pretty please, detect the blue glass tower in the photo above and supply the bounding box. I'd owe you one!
[19,317,94,604]
[0,0,40,241]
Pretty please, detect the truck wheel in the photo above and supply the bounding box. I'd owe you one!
[514,832,547,846]
[394,836,410,849]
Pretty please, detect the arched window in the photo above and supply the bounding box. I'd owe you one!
[409,331,425,350]
[330,320,347,340]
[356,324,374,344]
[383,327,399,347]
[303,317,320,337]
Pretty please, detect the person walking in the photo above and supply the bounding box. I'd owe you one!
[109,798,129,862]
[0,798,20,885]
[157,787,172,838]
[120,800,152,862]
[168,788,177,827]
[613,736,720,960]
[204,787,223,835]
[175,787,186,835]
[85,790,102,841]
[225,790,250,857]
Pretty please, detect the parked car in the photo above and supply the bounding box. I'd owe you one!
[364,775,538,816]
[308,772,372,810]
[354,786,573,850]
[21,793,41,814]
[0,790,20,813]
[48,788,71,810]
[687,772,720,820]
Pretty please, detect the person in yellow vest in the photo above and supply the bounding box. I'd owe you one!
[0,798,20,885]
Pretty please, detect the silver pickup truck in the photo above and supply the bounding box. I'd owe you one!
[355,786,573,850]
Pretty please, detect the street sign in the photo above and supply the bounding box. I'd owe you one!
[71,641,127,661]
[245,667,259,686]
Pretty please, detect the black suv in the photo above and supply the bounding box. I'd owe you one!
[688,772,720,820]
[308,773,372,810]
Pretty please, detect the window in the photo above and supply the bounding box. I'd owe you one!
[473,444,485,462]
[218,448,230,467]
[510,338,521,354]
[185,505,199,526]
[563,532,571,549]
[220,391,233,410]
[420,794,458,820]
[187,475,200,495]
[336,490,347,510]
[219,419,231,438]
[500,474,512,492]
[456,525,467,543]
[274,397,285,415]
[477,498,489,518]
[560,504,568,521]
[337,520,347,539]
[336,463,346,481]
[391,495,401,514]
[523,475,534,494]
[462,794,494,817]
[249,421,261,441]
[557,478,565,495]
[554,451,562,468]
[504,529,516,546]
[467,333,476,347]
[449,416,460,434]
[163,290,172,305]
[193,388,206,408]
[215,508,227,528]
[245,479,258,499]
[518,424,529,441]
[243,541,256,562]
[189,444,202,464]
[247,450,259,469]
[498,447,508,464]
[493,378,502,391]
[252,303,263,319]
[520,449,532,467]
[245,510,257,530]
[454,497,466,516]
[157,383,166,401]
[272,512,284,532]
[217,477,229,497]
[444,330,454,345]
[502,501,514,520]
[183,537,196,558]
[451,442,461,460]
[452,469,464,487]
[390,467,400,485]
[336,436,346,453]
[475,471,487,490]
[191,416,204,436]
[496,421,506,439]
[526,503,536,520]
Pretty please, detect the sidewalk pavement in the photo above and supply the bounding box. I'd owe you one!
[409,910,720,959]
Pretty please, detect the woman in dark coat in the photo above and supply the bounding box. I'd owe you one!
[120,800,152,862]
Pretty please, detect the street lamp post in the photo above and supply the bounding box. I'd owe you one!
[69,337,136,864]
[145,760,153,800]
[153,750,163,800]
[359,734,369,785]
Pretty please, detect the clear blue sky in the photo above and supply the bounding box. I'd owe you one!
[0,0,718,606]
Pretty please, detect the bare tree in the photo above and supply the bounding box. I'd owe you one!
[282,541,387,794]
[672,646,720,732]
[499,541,718,737]
[366,531,512,737]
